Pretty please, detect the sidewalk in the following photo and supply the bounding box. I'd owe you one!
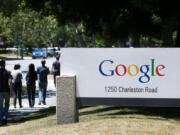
[8,79,56,122]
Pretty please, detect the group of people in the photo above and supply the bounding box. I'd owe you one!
[0,56,60,126]
[12,59,50,108]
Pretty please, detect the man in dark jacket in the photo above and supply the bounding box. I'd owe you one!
[37,59,50,105]
[52,56,60,86]
[0,59,12,126]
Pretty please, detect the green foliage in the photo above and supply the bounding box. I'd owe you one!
[0,0,20,16]
[95,39,104,47]
[0,2,89,48]
[2,0,180,47]
[25,0,180,47]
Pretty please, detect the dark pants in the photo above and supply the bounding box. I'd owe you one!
[53,72,60,87]
[13,82,22,107]
[27,84,35,107]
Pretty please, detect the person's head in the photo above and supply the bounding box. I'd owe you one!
[41,59,46,66]
[0,59,5,68]
[29,63,35,73]
[14,64,21,70]
[56,56,60,61]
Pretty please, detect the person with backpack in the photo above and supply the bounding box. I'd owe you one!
[0,59,13,126]
[51,56,60,87]
[12,64,23,108]
[37,59,50,105]
[26,64,37,108]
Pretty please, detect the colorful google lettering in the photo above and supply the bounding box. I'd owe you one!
[99,59,165,83]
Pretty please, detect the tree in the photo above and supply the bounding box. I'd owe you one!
[128,0,180,47]
[0,0,20,16]
[2,0,180,47]
[0,4,61,49]
[25,0,164,47]
[0,2,90,48]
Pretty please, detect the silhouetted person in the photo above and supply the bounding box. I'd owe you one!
[37,59,50,105]
[20,48,24,59]
[0,59,13,126]
[12,64,23,108]
[52,56,60,86]
[26,64,37,107]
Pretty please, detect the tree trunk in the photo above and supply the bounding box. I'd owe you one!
[162,17,175,47]
[148,36,152,47]
[92,33,96,47]
[21,22,26,47]
[0,0,4,9]
[162,27,173,47]
[176,17,180,47]
[132,34,140,47]
[70,23,87,47]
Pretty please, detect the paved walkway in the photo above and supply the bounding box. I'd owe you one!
[8,79,56,122]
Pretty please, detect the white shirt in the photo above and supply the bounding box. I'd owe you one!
[11,69,22,83]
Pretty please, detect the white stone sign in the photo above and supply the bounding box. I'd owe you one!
[61,48,180,106]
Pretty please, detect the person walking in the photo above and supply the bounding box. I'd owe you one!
[0,59,13,126]
[37,59,49,105]
[51,56,60,87]
[12,64,23,108]
[26,64,37,108]
[20,48,24,59]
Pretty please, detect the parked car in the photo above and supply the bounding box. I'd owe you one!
[55,49,61,56]
[47,47,54,56]
[32,48,47,59]
[6,47,18,51]
[47,47,61,57]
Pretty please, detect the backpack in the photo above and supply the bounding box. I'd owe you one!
[39,68,47,82]
[15,73,22,83]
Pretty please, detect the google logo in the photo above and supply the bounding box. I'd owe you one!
[99,59,165,83]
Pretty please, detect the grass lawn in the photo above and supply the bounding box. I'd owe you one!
[0,53,18,58]
[1,106,180,135]
[0,51,32,58]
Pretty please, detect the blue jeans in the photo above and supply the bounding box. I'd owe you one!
[0,92,10,125]
[38,82,47,104]
[13,83,22,107]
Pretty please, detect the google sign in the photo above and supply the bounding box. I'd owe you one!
[99,59,165,83]
[61,48,180,107]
